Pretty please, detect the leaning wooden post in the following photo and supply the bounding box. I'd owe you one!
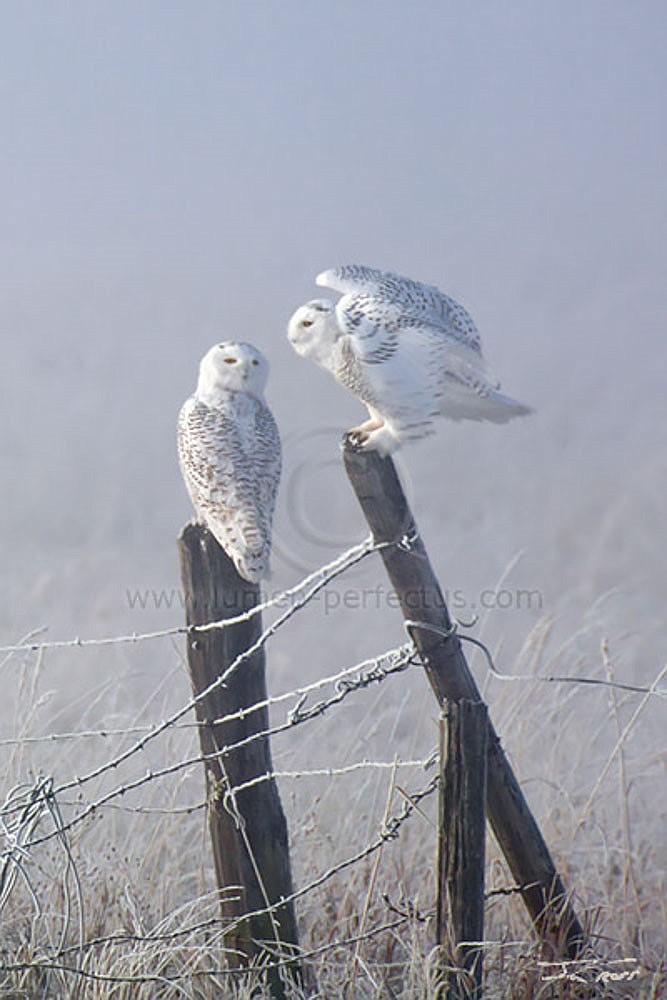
[178,523,301,995]
[343,444,586,961]
[438,700,488,999]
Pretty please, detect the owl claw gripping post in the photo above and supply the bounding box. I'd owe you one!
[177,342,281,583]
[288,265,531,456]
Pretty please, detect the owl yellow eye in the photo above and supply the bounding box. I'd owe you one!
[224,357,238,365]
[301,320,313,328]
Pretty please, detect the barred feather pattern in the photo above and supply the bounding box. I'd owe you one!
[177,344,281,583]
[287,265,531,454]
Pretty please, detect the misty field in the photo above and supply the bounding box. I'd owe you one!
[1,412,665,997]
[2,3,666,997]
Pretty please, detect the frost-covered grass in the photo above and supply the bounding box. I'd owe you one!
[1,313,664,998]
[1,562,664,998]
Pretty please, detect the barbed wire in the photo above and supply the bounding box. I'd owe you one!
[0,723,201,749]
[1,533,663,994]
[2,606,661,855]
[0,643,411,750]
[226,757,437,801]
[0,535,384,657]
[0,770,438,987]
[42,759,436,824]
[129,771,440,950]
[2,631,661,760]
[0,546,394,828]
[0,644,419,845]
[406,618,667,698]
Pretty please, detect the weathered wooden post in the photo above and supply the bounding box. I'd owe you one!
[437,700,488,999]
[178,523,300,996]
[343,444,586,961]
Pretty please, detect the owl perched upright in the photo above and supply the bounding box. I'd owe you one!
[178,342,281,583]
[288,264,531,456]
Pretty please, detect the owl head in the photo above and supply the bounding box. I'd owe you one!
[287,299,339,365]
[196,341,269,403]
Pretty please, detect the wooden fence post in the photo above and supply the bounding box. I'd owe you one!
[343,444,586,961]
[438,700,488,999]
[178,523,301,996]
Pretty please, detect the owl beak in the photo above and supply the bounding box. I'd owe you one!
[287,326,305,346]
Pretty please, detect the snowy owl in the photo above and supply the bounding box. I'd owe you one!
[287,264,531,455]
[177,342,281,583]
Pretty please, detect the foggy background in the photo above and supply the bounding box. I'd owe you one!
[1,1,665,945]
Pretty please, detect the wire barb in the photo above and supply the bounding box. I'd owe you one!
[1,537,664,991]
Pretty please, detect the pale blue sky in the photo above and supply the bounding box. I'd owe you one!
[3,2,665,289]
[1,1,666,633]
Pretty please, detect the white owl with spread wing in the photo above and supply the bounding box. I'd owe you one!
[178,342,281,583]
[288,264,531,455]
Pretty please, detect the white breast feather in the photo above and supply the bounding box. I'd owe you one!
[317,265,531,444]
[177,392,280,582]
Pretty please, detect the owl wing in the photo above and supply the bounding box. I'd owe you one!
[250,399,282,557]
[177,397,273,582]
[318,265,506,421]
[317,264,482,353]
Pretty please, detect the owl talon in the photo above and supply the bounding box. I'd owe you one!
[344,422,399,457]
[343,429,369,452]
[288,265,532,454]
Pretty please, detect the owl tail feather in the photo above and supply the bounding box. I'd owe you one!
[439,387,532,424]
